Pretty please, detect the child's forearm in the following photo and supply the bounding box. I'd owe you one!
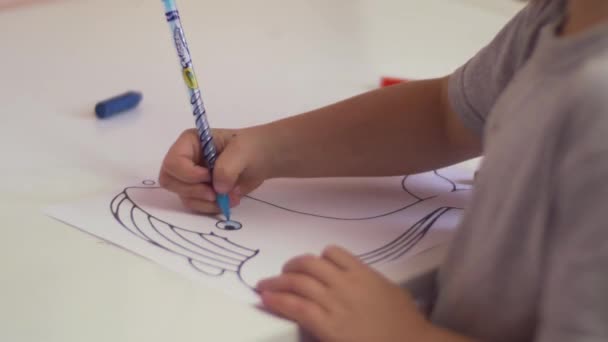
[258,76,481,179]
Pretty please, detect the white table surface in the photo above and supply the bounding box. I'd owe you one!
[0,1,521,341]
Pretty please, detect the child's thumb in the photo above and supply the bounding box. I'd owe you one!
[212,143,247,194]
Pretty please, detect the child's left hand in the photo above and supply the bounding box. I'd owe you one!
[256,245,433,342]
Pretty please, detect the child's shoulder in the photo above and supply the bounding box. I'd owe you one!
[570,53,608,113]
[578,52,608,90]
[522,0,566,22]
[529,0,563,12]
[561,53,608,151]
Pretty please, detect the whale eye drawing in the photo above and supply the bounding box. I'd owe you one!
[216,220,243,231]
[110,168,472,291]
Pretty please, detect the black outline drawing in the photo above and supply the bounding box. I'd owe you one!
[110,170,471,290]
[111,187,258,288]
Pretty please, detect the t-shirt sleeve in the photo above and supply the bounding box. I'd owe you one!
[536,71,608,342]
[447,4,540,136]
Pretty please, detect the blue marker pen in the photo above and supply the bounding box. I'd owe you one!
[161,0,231,220]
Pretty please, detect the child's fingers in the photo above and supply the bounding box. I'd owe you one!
[321,245,363,271]
[259,291,328,337]
[175,129,203,158]
[162,129,211,184]
[228,192,242,207]
[282,255,342,287]
[179,194,241,214]
[159,174,216,201]
[162,154,210,184]
[213,142,249,194]
[180,196,221,214]
[256,274,332,312]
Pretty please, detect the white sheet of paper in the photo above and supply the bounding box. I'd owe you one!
[45,165,473,303]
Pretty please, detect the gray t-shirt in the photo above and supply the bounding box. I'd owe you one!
[433,1,608,341]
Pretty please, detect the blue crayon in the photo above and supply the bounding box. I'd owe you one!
[95,91,142,119]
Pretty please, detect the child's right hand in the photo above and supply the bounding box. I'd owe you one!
[159,128,271,214]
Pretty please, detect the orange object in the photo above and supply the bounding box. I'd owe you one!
[380,76,409,87]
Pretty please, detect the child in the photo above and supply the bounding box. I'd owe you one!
[159,0,608,340]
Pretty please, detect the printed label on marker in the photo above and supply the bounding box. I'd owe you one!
[174,27,191,68]
[183,68,198,89]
